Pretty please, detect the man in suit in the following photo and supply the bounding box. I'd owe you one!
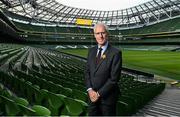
[85,23,122,116]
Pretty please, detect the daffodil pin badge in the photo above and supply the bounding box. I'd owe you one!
[102,54,106,59]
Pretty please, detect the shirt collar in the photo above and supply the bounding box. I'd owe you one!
[98,41,108,50]
[97,41,108,55]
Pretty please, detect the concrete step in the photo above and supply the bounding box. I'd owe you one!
[135,88,180,116]
[147,106,180,116]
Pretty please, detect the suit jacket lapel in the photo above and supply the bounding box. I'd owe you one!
[95,44,110,73]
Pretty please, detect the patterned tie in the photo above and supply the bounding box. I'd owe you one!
[96,47,103,64]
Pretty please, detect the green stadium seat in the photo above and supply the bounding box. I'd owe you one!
[17,104,36,116]
[0,95,20,116]
[72,89,87,102]
[25,82,41,104]
[2,89,13,98]
[57,84,72,97]
[32,105,51,116]
[47,81,60,93]
[45,91,64,115]
[0,95,5,115]
[116,101,128,116]
[119,95,136,115]
[61,97,84,116]
[125,92,144,109]
[14,97,29,106]
[0,83,4,91]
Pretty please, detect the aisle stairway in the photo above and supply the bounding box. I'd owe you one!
[136,87,180,116]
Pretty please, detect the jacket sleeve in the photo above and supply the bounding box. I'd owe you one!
[85,49,92,90]
[98,50,122,97]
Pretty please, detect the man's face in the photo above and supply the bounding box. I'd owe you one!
[94,25,108,47]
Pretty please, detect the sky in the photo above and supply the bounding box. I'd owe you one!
[57,0,151,11]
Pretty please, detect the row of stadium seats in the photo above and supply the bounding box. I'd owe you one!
[12,17,180,37]
[0,80,51,116]
[121,17,180,35]
[0,43,165,116]
[0,71,87,116]
[117,75,165,115]
[13,21,93,34]
[13,17,180,36]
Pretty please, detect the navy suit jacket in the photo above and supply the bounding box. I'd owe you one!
[85,44,122,105]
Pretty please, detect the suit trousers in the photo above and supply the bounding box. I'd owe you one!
[88,99,117,116]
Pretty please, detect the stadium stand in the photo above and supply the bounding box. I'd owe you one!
[0,44,165,116]
[121,17,180,35]
[1,4,180,44]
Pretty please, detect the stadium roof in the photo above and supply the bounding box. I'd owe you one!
[57,0,150,11]
[0,0,180,28]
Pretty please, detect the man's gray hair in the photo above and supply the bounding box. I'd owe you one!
[93,22,109,34]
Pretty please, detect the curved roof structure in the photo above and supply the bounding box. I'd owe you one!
[0,0,180,28]
[58,0,150,11]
